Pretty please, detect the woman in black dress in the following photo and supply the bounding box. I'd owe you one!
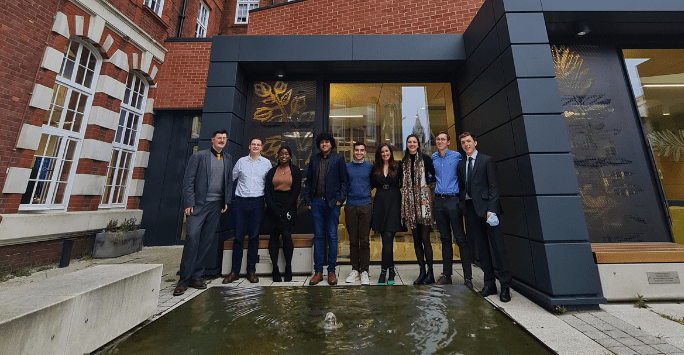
[401,134,436,284]
[264,146,301,282]
[371,143,403,285]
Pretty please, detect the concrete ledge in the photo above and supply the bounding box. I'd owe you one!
[222,235,313,276]
[0,264,162,355]
[597,263,684,301]
[0,210,143,246]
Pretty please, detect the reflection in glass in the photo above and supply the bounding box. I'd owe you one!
[329,83,456,262]
[624,49,684,244]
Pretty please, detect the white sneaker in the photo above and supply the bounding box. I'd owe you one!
[360,271,370,285]
[346,270,359,283]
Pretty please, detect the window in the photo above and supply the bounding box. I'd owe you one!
[143,0,164,16]
[101,74,147,207]
[21,40,101,209]
[235,0,259,24]
[195,2,209,38]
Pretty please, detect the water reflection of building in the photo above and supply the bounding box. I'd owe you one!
[2,0,684,310]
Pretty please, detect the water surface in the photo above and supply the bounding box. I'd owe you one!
[98,286,551,355]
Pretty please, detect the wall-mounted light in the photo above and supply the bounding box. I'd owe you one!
[275,68,285,79]
[573,21,591,37]
[663,106,671,116]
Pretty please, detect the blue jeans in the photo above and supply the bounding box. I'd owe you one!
[231,196,264,274]
[311,198,340,273]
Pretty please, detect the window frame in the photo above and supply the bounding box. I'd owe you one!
[20,40,101,211]
[143,0,165,17]
[100,73,147,209]
[234,0,259,24]
[195,1,210,38]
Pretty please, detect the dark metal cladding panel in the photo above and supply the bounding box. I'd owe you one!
[461,89,510,137]
[352,35,465,62]
[540,0,684,12]
[504,234,537,288]
[511,115,571,155]
[457,29,502,94]
[531,241,602,296]
[477,122,516,162]
[459,57,506,118]
[237,36,354,62]
[500,197,528,237]
[463,0,496,58]
[493,0,543,20]
[210,36,241,62]
[497,157,522,198]
[524,196,590,242]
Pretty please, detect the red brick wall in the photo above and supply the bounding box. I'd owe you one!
[154,41,212,109]
[247,0,485,35]
[0,232,95,271]
[0,0,62,213]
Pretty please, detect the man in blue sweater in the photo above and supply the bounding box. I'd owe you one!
[344,141,373,285]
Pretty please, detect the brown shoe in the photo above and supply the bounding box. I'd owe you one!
[246,272,259,283]
[173,285,187,296]
[328,272,338,286]
[309,272,323,285]
[188,280,207,289]
[435,274,453,285]
[222,272,239,284]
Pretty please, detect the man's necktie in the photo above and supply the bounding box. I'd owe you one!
[467,157,474,196]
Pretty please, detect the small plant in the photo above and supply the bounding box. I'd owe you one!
[164,278,177,283]
[554,305,567,315]
[104,218,140,232]
[35,264,53,272]
[655,312,684,325]
[11,266,31,278]
[634,294,649,308]
[78,251,93,261]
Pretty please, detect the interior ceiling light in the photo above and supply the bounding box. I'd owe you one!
[573,21,591,37]
[643,84,684,88]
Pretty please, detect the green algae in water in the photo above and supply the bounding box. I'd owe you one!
[97,286,552,355]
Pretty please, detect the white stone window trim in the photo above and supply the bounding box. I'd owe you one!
[195,1,210,38]
[20,40,101,211]
[143,0,164,17]
[235,0,259,24]
[100,74,147,208]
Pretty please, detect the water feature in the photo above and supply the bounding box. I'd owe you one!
[96,286,551,354]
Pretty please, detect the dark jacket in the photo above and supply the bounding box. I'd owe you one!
[182,149,233,214]
[264,164,302,221]
[304,152,349,208]
[457,152,502,218]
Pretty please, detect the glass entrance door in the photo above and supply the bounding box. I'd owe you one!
[329,83,458,262]
[624,49,684,245]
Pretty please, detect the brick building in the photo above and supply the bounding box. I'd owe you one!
[2,0,684,309]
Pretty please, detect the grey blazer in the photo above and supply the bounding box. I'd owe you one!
[182,149,233,214]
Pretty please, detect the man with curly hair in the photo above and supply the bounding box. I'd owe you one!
[304,132,349,285]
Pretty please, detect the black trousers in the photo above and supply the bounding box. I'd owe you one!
[434,196,471,279]
[464,200,511,288]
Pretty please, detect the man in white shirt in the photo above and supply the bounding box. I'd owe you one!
[223,137,273,284]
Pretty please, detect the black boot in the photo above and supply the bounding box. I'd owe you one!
[377,269,387,285]
[413,266,427,285]
[424,267,435,284]
[272,265,282,282]
[388,267,396,285]
[284,265,292,282]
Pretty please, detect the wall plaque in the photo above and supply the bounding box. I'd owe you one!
[647,271,680,284]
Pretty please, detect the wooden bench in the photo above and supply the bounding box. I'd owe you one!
[590,242,684,301]
[222,234,313,276]
[591,242,684,264]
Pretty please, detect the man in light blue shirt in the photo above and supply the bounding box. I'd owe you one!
[223,137,272,284]
[432,131,472,288]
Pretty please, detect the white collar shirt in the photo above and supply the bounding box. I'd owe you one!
[232,155,273,197]
[465,150,478,199]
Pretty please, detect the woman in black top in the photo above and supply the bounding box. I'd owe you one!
[371,143,403,285]
[264,146,302,282]
[400,134,436,284]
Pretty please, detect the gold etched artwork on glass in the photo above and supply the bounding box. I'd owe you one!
[253,81,306,123]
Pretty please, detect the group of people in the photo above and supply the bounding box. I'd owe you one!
[174,129,512,303]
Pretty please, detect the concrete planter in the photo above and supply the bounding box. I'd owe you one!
[93,229,145,258]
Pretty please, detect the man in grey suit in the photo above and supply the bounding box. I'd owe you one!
[174,129,233,296]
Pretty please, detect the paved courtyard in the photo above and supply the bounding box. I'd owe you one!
[3,246,684,355]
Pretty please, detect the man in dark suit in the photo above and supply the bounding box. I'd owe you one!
[304,132,349,286]
[174,129,233,296]
[458,132,512,302]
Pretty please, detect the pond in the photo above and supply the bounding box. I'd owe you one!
[96,286,551,355]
